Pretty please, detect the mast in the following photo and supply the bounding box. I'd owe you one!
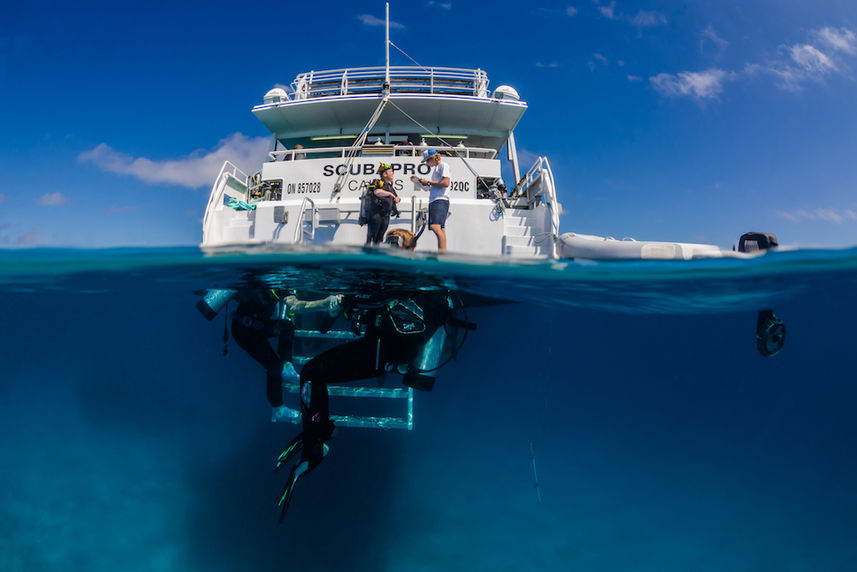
[385,2,390,85]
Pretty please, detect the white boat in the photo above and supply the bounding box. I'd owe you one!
[200,18,773,262]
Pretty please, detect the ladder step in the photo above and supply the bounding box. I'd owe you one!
[270,409,411,430]
[282,383,411,399]
[330,415,410,430]
[294,329,358,340]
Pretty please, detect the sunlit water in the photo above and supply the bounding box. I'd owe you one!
[2,246,857,571]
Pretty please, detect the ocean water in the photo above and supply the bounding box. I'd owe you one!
[2,246,857,571]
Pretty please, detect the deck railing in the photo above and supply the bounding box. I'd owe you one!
[202,161,249,242]
[289,66,490,100]
[269,144,496,162]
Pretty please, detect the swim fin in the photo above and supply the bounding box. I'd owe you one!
[278,461,308,523]
[274,433,303,473]
[276,441,329,522]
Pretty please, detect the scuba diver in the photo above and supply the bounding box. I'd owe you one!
[274,288,476,521]
[196,288,343,407]
[361,162,401,245]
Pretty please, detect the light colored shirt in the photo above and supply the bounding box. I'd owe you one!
[429,161,451,203]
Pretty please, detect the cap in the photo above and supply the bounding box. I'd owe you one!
[378,162,392,174]
[420,149,439,163]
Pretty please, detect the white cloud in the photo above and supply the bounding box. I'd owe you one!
[627,75,642,82]
[593,53,608,65]
[817,27,857,55]
[777,208,857,224]
[745,26,856,91]
[566,6,578,16]
[650,68,730,99]
[631,10,666,28]
[79,133,269,189]
[790,44,836,73]
[427,1,452,9]
[535,61,560,68]
[701,25,728,52]
[37,192,68,206]
[597,1,616,19]
[357,14,405,29]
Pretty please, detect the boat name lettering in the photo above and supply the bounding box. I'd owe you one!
[347,179,405,192]
[286,182,322,194]
[449,181,470,192]
[322,163,431,177]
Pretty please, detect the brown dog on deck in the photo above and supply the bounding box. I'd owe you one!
[385,228,418,250]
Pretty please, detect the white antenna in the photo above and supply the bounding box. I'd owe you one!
[385,2,390,85]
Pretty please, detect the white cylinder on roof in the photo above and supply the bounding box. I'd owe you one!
[263,88,289,104]
[492,85,520,101]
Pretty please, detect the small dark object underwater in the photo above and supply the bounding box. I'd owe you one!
[2,245,857,571]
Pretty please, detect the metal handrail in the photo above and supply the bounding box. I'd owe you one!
[289,66,490,99]
[268,145,497,162]
[293,196,317,243]
[202,160,249,241]
[517,157,561,258]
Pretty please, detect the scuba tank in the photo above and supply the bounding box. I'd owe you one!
[401,294,477,391]
[196,289,237,320]
[402,325,450,392]
[358,190,372,226]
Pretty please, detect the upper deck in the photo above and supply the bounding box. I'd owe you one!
[252,66,527,152]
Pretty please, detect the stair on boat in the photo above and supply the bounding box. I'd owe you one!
[272,326,414,431]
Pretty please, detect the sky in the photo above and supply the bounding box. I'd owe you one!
[2,1,857,248]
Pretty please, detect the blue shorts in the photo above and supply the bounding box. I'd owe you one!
[429,199,449,228]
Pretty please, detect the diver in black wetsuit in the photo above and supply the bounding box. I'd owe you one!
[275,290,472,521]
[197,288,342,407]
[364,162,400,245]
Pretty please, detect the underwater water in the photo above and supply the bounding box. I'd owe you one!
[2,246,857,571]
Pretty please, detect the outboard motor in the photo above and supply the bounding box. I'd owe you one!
[738,232,785,357]
[738,232,778,253]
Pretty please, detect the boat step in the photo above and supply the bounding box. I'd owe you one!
[294,329,358,340]
[504,234,536,247]
[504,244,544,257]
[272,383,414,430]
[502,225,532,237]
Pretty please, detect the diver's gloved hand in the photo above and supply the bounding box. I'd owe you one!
[327,294,344,317]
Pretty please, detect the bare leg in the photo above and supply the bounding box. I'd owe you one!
[430,224,447,251]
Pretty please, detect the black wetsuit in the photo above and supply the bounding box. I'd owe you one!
[299,292,450,456]
[230,290,294,407]
[365,180,398,245]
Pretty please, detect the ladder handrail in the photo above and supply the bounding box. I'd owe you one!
[516,156,561,258]
[293,196,317,243]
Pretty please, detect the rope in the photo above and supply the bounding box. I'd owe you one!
[387,98,505,212]
[333,89,391,193]
[389,41,431,73]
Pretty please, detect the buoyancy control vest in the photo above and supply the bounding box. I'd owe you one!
[359,179,398,226]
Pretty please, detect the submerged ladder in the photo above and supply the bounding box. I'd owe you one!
[270,327,415,430]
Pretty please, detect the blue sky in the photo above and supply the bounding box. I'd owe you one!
[2,1,856,248]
